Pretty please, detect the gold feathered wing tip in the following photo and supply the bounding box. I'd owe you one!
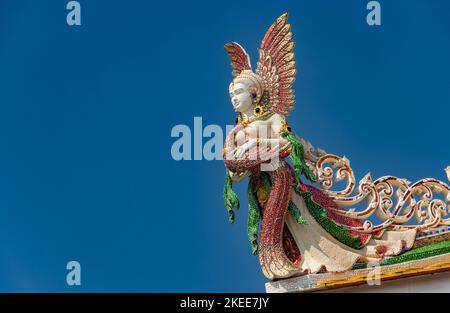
[224,42,252,78]
[256,12,296,116]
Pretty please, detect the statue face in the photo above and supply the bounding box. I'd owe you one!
[229,82,253,113]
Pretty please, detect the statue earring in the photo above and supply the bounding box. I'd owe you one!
[253,104,263,116]
[251,91,263,116]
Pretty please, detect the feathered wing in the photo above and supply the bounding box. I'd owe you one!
[224,42,252,77]
[256,13,296,116]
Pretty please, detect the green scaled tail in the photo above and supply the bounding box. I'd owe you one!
[281,131,317,185]
[223,170,240,224]
[247,176,260,255]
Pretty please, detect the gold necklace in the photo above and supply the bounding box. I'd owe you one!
[241,114,250,127]
[239,111,274,128]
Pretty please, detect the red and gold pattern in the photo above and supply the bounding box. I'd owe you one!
[256,13,296,116]
[223,42,252,78]
[258,163,300,279]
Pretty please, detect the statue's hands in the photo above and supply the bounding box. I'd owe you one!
[234,139,257,159]
[234,147,246,159]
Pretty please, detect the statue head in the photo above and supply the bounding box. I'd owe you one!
[228,70,263,114]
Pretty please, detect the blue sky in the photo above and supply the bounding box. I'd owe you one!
[0,0,449,292]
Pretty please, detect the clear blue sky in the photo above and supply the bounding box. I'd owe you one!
[0,0,449,292]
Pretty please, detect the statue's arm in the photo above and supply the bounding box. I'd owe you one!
[234,114,289,158]
[251,114,290,148]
